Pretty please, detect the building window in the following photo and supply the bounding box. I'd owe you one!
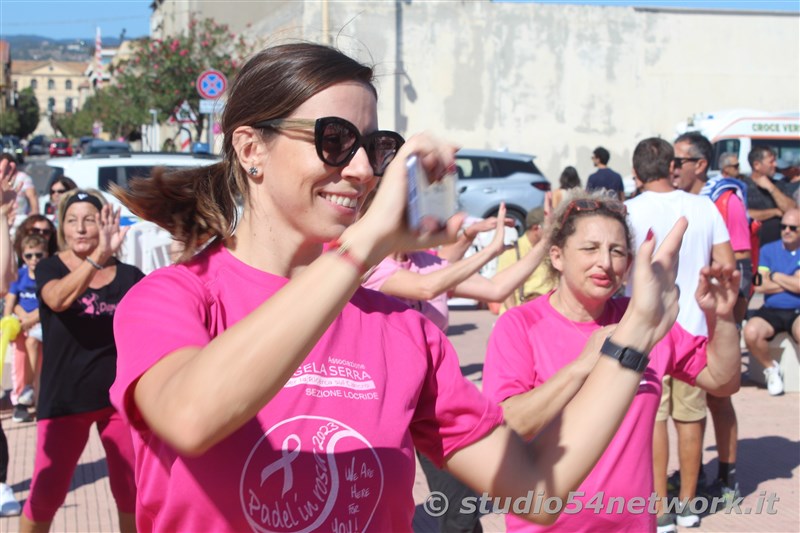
[30,79,37,89]
[48,97,55,112]
[48,79,55,90]
[66,79,73,90]
[65,97,73,113]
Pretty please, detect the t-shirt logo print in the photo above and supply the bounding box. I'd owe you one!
[77,293,116,316]
[241,416,383,532]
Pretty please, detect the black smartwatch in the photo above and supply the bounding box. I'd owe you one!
[600,337,650,372]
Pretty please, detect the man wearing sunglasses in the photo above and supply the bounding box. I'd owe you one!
[719,153,741,179]
[673,133,749,508]
[744,208,800,397]
[626,137,735,531]
[743,146,799,246]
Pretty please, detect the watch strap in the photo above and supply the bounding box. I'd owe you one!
[600,337,650,373]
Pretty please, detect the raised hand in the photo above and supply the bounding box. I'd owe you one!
[695,264,740,318]
[95,204,130,259]
[352,132,463,260]
[0,158,20,216]
[624,218,688,351]
[484,203,510,257]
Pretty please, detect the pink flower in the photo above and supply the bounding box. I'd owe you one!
[201,40,209,47]
[180,49,188,56]
[170,39,180,52]
[153,64,159,70]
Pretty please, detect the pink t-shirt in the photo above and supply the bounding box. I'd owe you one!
[111,243,502,533]
[363,251,451,332]
[724,193,751,253]
[482,294,708,533]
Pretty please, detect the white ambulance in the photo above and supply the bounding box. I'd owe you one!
[676,109,800,175]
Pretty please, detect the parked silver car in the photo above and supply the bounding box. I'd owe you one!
[455,149,550,234]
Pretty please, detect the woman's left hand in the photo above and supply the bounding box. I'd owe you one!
[695,263,740,318]
[95,204,130,259]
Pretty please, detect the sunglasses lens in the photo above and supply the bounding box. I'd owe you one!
[319,119,359,166]
[367,133,404,176]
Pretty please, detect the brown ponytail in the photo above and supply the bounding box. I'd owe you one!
[113,42,376,262]
[111,161,240,262]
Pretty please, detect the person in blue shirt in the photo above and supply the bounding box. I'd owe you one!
[744,208,800,396]
[4,233,48,422]
[586,146,625,201]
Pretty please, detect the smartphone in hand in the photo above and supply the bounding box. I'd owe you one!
[406,154,459,232]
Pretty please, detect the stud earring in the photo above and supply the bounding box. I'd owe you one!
[248,167,258,176]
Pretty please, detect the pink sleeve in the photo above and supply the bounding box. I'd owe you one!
[111,267,213,430]
[666,323,708,385]
[411,320,504,467]
[482,310,536,404]
[725,195,751,253]
[361,257,400,291]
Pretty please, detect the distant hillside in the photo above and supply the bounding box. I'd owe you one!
[4,35,124,61]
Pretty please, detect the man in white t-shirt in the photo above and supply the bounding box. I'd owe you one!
[625,137,734,531]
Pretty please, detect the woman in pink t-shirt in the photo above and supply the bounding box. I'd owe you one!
[483,192,742,533]
[110,43,692,533]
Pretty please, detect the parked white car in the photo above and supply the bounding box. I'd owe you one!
[42,152,220,219]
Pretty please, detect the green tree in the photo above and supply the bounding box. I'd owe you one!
[15,87,40,138]
[112,17,254,140]
[60,87,149,141]
[0,108,20,135]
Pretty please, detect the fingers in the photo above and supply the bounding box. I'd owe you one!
[652,217,688,263]
[413,212,468,250]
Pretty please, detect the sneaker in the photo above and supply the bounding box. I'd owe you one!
[12,405,32,423]
[17,385,34,407]
[764,362,784,396]
[719,483,741,507]
[0,483,20,516]
[676,503,700,528]
[656,513,677,533]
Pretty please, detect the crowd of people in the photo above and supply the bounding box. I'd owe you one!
[0,42,797,533]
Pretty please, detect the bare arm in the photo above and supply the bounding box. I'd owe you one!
[500,327,610,440]
[23,186,39,215]
[437,216,508,263]
[0,159,18,296]
[446,218,688,525]
[711,241,735,269]
[694,265,741,396]
[452,239,547,302]
[3,293,16,317]
[377,206,510,302]
[751,175,798,214]
[747,207,783,222]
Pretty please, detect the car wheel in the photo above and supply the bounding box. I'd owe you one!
[490,207,527,236]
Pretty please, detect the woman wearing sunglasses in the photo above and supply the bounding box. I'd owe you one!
[110,43,689,532]
[20,189,142,532]
[483,192,742,533]
[44,176,77,220]
[13,215,57,266]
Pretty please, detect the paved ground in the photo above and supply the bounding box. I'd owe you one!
[0,307,797,532]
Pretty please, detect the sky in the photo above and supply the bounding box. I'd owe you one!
[0,0,797,41]
[0,0,152,41]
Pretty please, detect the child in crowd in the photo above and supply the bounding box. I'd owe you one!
[4,234,48,422]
